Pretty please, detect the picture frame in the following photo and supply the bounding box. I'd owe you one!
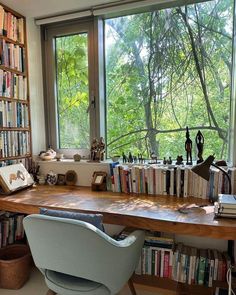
[57,174,66,185]
[0,163,34,194]
[65,170,77,185]
[91,171,107,191]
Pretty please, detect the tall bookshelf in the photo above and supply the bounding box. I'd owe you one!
[0,3,31,167]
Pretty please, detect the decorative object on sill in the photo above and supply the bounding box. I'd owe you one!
[65,170,77,185]
[149,151,158,164]
[91,171,107,191]
[163,157,167,165]
[89,137,105,162]
[46,171,57,185]
[55,153,64,161]
[176,155,183,165]
[185,126,192,165]
[122,152,127,163]
[73,154,81,162]
[191,154,231,198]
[167,156,172,165]
[128,152,133,163]
[195,130,204,164]
[57,174,66,185]
[39,147,56,161]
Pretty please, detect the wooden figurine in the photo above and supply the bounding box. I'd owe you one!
[196,130,204,164]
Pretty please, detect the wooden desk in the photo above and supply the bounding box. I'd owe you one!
[0,184,235,240]
[0,184,232,294]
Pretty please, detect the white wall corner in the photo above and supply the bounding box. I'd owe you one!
[26,17,46,155]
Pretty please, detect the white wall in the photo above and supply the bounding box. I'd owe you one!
[26,17,46,155]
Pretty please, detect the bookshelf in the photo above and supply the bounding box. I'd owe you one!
[0,3,31,167]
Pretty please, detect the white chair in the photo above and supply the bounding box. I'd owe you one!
[23,214,145,295]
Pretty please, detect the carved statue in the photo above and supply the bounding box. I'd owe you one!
[195,130,204,164]
[185,126,192,165]
[98,137,105,161]
[90,138,98,161]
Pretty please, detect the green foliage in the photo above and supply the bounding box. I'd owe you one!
[105,0,233,161]
[56,34,89,149]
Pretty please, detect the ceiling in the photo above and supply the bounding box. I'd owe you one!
[1,0,115,18]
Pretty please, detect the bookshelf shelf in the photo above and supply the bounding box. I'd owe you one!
[0,66,26,76]
[0,96,28,103]
[0,34,24,46]
[0,2,31,166]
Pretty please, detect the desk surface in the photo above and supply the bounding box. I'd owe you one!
[0,185,235,240]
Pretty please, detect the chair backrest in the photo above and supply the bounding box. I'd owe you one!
[23,214,145,294]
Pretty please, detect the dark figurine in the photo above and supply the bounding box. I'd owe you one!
[128,152,133,163]
[185,126,192,165]
[163,157,167,165]
[167,156,172,165]
[176,155,183,165]
[138,153,144,164]
[122,152,127,163]
[195,130,204,164]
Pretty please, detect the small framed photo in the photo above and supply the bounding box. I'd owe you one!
[57,174,66,185]
[91,171,107,191]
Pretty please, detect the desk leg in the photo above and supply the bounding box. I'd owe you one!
[128,278,137,295]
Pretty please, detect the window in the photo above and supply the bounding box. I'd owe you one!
[105,0,234,161]
[43,0,235,162]
[43,20,96,157]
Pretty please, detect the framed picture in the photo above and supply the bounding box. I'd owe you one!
[57,174,65,185]
[91,171,107,191]
[0,163,34,194]
[65,170,77,185]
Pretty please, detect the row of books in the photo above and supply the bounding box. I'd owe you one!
[0,69,28,99]
[0,39,25,72]
[136,240,231,287]
[0,100,29,127]
[0,211,25,248]
[0,5,24,44]
[0,130,30,158]
[111,164,236,200]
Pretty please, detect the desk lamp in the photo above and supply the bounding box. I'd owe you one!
[191,154,231,195]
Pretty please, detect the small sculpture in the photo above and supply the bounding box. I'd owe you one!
[39,147,56,161]
[128,152,133,163]
[90,138,98,161]
[150,152,157,164]
[185,126,192,165]
[122,152,127,163]
[176,155,183,165]
[163,157,167,165]
[167,156,172,165]
[98,137,105,161]
[195,130,204,164]
[73,154,81,162]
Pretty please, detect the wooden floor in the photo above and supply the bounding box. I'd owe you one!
[0,267,172,295]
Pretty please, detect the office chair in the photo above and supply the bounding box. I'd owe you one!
[23,214,145,295]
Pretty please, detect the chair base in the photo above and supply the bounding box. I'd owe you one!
[46,289,56,295]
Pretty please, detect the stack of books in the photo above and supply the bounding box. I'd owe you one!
[215,194,236,218]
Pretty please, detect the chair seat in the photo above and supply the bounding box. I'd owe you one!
[45,270,111,295]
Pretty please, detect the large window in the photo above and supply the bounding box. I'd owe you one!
[105,0,234,161]
[43,0,235,162]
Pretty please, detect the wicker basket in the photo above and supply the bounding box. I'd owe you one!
[0,244,32,289]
